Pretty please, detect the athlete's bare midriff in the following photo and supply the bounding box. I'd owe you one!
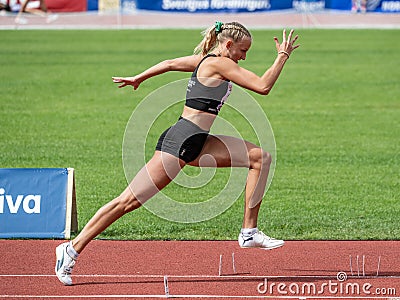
[181,106,217,131]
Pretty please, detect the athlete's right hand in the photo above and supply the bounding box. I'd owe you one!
[112,76,141,90]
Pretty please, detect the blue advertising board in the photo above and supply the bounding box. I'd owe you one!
[0,168,77,239]
[125,0,293,13]
[325,0,400,11]
[366,0,400,12]
[119,0,400,12]
[293,0,325,11]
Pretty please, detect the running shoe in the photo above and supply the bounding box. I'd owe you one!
[55,242,76,285]
[238,230,284,250]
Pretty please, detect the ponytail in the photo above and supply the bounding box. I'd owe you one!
[193,25,218,56]
[194,21,252,56]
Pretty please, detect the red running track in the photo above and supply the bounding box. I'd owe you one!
[1,240,399,299]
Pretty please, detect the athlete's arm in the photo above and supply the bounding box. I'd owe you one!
[218,55,288,95]
[112,55,203,90]
[217,29,299,95]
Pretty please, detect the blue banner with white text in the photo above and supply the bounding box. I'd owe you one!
[40,0,400,13]
[0,168,68,238]
[120,0,400,12]
[320,0,400,11]
[128,0,293,13]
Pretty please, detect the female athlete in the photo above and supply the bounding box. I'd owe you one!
[55,22,299,285]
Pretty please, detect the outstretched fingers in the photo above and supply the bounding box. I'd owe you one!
[114,76,141,90]
[274,36,281,51]
[288,29,300,49]
[273,36,280,52]
[112,76,134,89]
[112,76,124,83]
[287,29,293,42]
[291,34,300,49]
[282,29,287,43]
[112,77,124,87]
[276,29,300,56]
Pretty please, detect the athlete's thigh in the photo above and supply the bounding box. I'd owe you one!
[126,151,185,201]
[141,150,185,188]
[188,135,260,168]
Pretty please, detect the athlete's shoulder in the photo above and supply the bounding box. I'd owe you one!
[204,56,238,75]
[202,55,234,66]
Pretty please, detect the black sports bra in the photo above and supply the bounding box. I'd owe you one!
[185,54,232,115]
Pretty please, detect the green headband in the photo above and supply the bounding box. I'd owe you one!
[215,21,224,34]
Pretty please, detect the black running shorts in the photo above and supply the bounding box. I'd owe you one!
[155,117,209,163]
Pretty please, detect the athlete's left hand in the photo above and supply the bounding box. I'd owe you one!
[274,29,300,57]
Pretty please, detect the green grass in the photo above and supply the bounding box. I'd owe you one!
[0,29,399,240]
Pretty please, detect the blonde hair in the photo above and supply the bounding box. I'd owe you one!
[194,22,252,56]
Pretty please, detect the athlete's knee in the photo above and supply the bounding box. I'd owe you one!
[249,148,271,170]
[115,192,142,214]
